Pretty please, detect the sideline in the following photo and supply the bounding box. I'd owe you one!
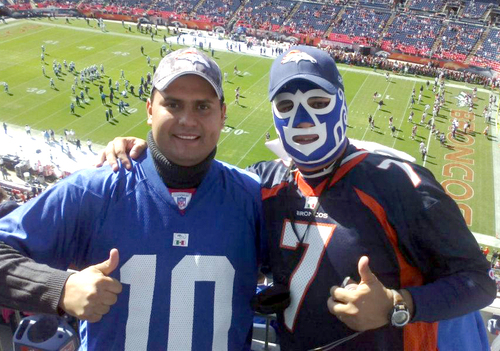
[0,124,105,177]
[340,65,494,94]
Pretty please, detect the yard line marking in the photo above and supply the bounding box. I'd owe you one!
[392,81,416,149]
[360,79,391,141]
[217,73,269,146]
[235,124,274,167]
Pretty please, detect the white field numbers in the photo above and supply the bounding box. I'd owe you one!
[112,51,130,56]
[120,255,234,350]
[280,221,336,331]
[26,88,46,95]
[221,126,248,136]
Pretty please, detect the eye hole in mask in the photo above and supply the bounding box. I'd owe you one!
[275,99,294,113]
[275,97,332,114]
[273,89,334,122]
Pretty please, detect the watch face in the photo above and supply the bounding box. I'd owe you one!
[392,310,410,327]
[394,311,408,324]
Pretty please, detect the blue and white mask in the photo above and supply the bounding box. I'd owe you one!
[272,81,348,169]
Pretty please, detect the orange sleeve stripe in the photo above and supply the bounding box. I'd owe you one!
[329,153,369,187]
[354,187,438,351]
[261,181,289,200]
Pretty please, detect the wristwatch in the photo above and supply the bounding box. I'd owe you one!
[389,289,411,327]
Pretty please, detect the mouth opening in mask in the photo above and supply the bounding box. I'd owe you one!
[292,134,320,144]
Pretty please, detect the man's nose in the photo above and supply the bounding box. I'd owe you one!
[178,109,198,126]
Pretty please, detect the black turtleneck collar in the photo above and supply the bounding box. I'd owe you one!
[147,131,216,189]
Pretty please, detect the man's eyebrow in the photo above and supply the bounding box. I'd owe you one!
[195,99,215,104]
[162,97,214,104]
[162,96,181,103]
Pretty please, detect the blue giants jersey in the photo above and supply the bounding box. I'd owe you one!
[0,150,265,351]
[248,142,493,351]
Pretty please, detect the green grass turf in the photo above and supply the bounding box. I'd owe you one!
[0,18,497,237]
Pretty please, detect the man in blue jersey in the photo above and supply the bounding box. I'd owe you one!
[0,48,265,351]
[100,46,495,350]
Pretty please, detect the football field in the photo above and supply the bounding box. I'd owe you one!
[0,18,499,241]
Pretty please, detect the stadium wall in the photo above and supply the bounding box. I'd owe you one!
[388,53,498,79]
[77,10,141,23]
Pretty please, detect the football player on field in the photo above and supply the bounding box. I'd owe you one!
[99,46,495,351]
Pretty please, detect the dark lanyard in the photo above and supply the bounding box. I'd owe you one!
[286,159,340,245]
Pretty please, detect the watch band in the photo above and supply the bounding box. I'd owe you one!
[392,289,404,305]
[390,289,411,327]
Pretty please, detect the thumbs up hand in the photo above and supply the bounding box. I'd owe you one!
[59,249,123,323]
[327,256,394,331]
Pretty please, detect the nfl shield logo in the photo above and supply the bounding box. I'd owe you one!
[177,196,187,210]
[171,191,193,210]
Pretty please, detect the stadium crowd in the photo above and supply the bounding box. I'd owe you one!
[3,0,500,75]
[326,46,498,87]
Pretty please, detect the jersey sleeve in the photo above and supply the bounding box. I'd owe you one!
[0,174,104,268]
[380,161,496,322]
[0,167,120,314]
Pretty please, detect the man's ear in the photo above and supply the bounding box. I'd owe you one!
[146,98,153,126]
[220,103,227,129]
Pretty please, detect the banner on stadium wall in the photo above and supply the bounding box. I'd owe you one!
[278,35,299,43]
[466,65,498,79]
[319,39,353,50]
[7,6,79,17]
[374,50,391,58]
[171,20,188,28]
[390,53,458,68]
[169,19,214,30]
[243,27,297,42]
[77,10,139,22]
[388,53,498,78]
[214,26,225,34]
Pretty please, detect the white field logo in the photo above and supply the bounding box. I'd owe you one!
[455,92,469,107]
